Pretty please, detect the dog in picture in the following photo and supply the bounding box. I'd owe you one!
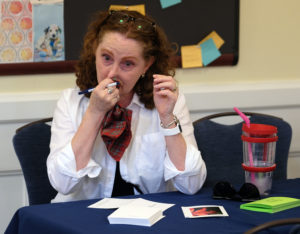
[35,24,63,58]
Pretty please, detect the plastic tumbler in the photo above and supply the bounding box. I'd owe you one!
[241,123,278,195]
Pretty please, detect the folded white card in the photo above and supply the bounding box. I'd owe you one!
[88,197,174,211]
[128,198,174,212]
[88,198,136,209]
[108,205,164,227]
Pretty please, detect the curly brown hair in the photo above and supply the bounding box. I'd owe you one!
[75,10,176,109]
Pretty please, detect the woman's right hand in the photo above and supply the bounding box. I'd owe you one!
[72,78,119,170]
[88,78,120,115]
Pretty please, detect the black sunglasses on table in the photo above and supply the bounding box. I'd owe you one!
[213,181,261,202]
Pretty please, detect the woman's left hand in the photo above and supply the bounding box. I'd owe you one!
[153,74,186,172]
[153,74,178,122]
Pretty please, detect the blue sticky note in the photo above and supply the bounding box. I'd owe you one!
[200,38,221,66]
[160,0,182,9]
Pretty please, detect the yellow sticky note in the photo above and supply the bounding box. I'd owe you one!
[181,45,203,68]
[109,5,146,15]
[198,31,224,49]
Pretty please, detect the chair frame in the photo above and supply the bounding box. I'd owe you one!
[16,117,53,133]
[194,111,282,123]
[244,218,300,234]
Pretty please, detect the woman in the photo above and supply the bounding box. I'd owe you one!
[47,10,206,202]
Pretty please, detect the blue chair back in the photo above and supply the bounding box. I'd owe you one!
[12,118,57,205]
[193,112,292,187]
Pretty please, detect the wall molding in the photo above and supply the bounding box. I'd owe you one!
[0,91,61,122]
[289,151,300,158]
[0,169,22,177]
[180,80,300,112]
[1,80,300,121]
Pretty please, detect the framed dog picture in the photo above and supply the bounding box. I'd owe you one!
[32,0,65,62]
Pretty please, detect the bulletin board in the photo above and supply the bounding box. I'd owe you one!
[0,0,239,75]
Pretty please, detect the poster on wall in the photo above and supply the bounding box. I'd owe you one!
[0,0,33,63]
[32,0,65,62]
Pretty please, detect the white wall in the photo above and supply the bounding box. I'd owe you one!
[0,171,27,231]
[1,0,300,233]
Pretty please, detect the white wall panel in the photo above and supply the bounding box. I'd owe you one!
[0,172,28,234]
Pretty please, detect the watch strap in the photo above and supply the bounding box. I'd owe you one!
[159,117,182,136]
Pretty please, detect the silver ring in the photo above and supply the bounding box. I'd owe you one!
[107,88,113,94]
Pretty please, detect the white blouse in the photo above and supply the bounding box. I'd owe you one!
[47,88,207,202]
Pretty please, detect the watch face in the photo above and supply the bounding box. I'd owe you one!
[174,115,179,124]
[174,115,182,133]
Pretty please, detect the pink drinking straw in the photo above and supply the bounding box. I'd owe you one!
[233,107,255,182]
[233,107,250,128]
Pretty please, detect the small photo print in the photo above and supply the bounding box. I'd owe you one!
[181,205,228,218]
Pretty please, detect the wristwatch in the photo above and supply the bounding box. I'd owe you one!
[160,115,182,136]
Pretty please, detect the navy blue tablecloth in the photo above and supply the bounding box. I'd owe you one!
[5,179,300,234]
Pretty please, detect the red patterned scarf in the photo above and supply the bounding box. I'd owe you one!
[100,105,132,161]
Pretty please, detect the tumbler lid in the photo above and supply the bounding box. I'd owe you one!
[242,123,277,135]
[242,163,276,172]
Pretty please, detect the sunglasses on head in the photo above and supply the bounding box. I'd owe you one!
[106,10,156,32]
[213,181,261,202]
